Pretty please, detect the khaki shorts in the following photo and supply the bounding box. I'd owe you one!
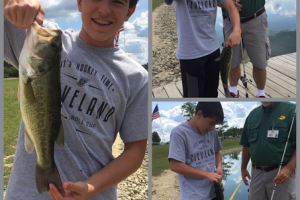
[223,11,271,69]
[249,166,296,200]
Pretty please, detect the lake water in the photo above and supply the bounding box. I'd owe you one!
[222,151,252,200]
[215,0,296,57]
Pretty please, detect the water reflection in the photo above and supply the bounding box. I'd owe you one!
[222,151,252,200]
[216,0,296,57]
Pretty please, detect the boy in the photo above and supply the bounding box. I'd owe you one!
[168,102,224,199]
[164,0,241,97]
[4,0,148,199]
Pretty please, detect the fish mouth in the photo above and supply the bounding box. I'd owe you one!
[32,21,62,37]
[92,18,113,26]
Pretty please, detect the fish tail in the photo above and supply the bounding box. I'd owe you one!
[35,163,65,196]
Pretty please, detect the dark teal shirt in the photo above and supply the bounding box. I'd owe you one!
[240,102,296,166]
[222,0,265,18]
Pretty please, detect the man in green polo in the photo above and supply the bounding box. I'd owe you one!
[240,102,296,200]
[222,0,270,98]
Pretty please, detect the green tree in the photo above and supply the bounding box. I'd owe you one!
[225,126,243,137]
[181,102,197,120]
[216,118,228,139]
[152,131,161,143]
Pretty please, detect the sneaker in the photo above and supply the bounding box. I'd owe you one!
[230,91,239,98]
[257,96,265,98]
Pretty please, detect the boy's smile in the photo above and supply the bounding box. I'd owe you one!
[77,0,135,47]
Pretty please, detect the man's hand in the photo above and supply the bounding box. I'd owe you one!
[233,0,242,11]
[205,172,223,183]
[49,182,89,200]
[226,31,241,47]
[241,168,251,186]
[4,0,45,29]
[274,166,294,185]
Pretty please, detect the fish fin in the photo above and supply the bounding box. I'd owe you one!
[23,81,36,104]
[56,120,64,147]
[35,163,65,196]
[18,83,20,102]
[24,129,34,153]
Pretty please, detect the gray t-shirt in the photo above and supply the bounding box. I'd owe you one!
[4,18,148,200]
[168,121,222,200]
[168,0,227,59]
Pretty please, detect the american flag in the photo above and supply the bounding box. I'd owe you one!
[114,25,124,44]
[152,105,160,121]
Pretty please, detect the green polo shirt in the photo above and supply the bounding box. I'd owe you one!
[240,102,296,166]
[222,0,265,18]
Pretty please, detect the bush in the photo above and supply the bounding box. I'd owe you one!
[4,67,19,78]
[152,142,160,145]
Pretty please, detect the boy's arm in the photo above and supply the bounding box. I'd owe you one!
[215,151,223,179]
[222,0,241,47]
[4,0,45,29]
[49,139,147,199]
[218,0,242,11]
[169,159,222,183]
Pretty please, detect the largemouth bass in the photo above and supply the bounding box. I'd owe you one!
[19,21,64,196]
[220,45,231,98]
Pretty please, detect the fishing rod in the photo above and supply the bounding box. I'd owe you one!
[239,38,252,98]
[270,107,297,200]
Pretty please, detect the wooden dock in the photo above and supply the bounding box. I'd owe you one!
[152,52,297,98]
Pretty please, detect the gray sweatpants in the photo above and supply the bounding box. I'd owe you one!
[249,166,296,200]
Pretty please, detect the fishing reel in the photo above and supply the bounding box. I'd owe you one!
[240,75,252,98]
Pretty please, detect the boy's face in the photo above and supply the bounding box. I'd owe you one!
[196,111,218,135]
[77,0,135,47]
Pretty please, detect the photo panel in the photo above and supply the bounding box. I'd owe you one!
[151,101,296,200]
[152,0,296,98]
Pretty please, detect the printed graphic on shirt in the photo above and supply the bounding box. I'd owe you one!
[190,138,215,168]
[60,58,116,135]
[187,0,217,17]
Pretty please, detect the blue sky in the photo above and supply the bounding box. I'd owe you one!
[40,0,148,65]
[152,102,261,142]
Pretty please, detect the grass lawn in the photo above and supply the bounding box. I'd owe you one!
[153,0,165,10]
[3,79,21,191]
[152,138,241,176]
[221,138,241,150]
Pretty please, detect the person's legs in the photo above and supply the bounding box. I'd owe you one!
[242,12,270,97]
[253,66,266,95]
[249,167,268,200]
[180,56,208,97]
[204,49,221,97]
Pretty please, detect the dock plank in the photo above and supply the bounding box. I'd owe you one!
[152,53,297,98]
[164,83,182,98]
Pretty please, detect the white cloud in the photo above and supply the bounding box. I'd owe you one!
[279,8,296,17]
[41,1,79,21]
[118,11,148,64]
[265,1,282,14]
[152,105,185,142]
[235,104,247,118]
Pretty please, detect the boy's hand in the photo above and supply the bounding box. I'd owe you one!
[4,0,45,30]
[49,182,89,200]
[205,172,223,183]
[241,168,251,186]
[225,30,241,48]
[216,166,224,180]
